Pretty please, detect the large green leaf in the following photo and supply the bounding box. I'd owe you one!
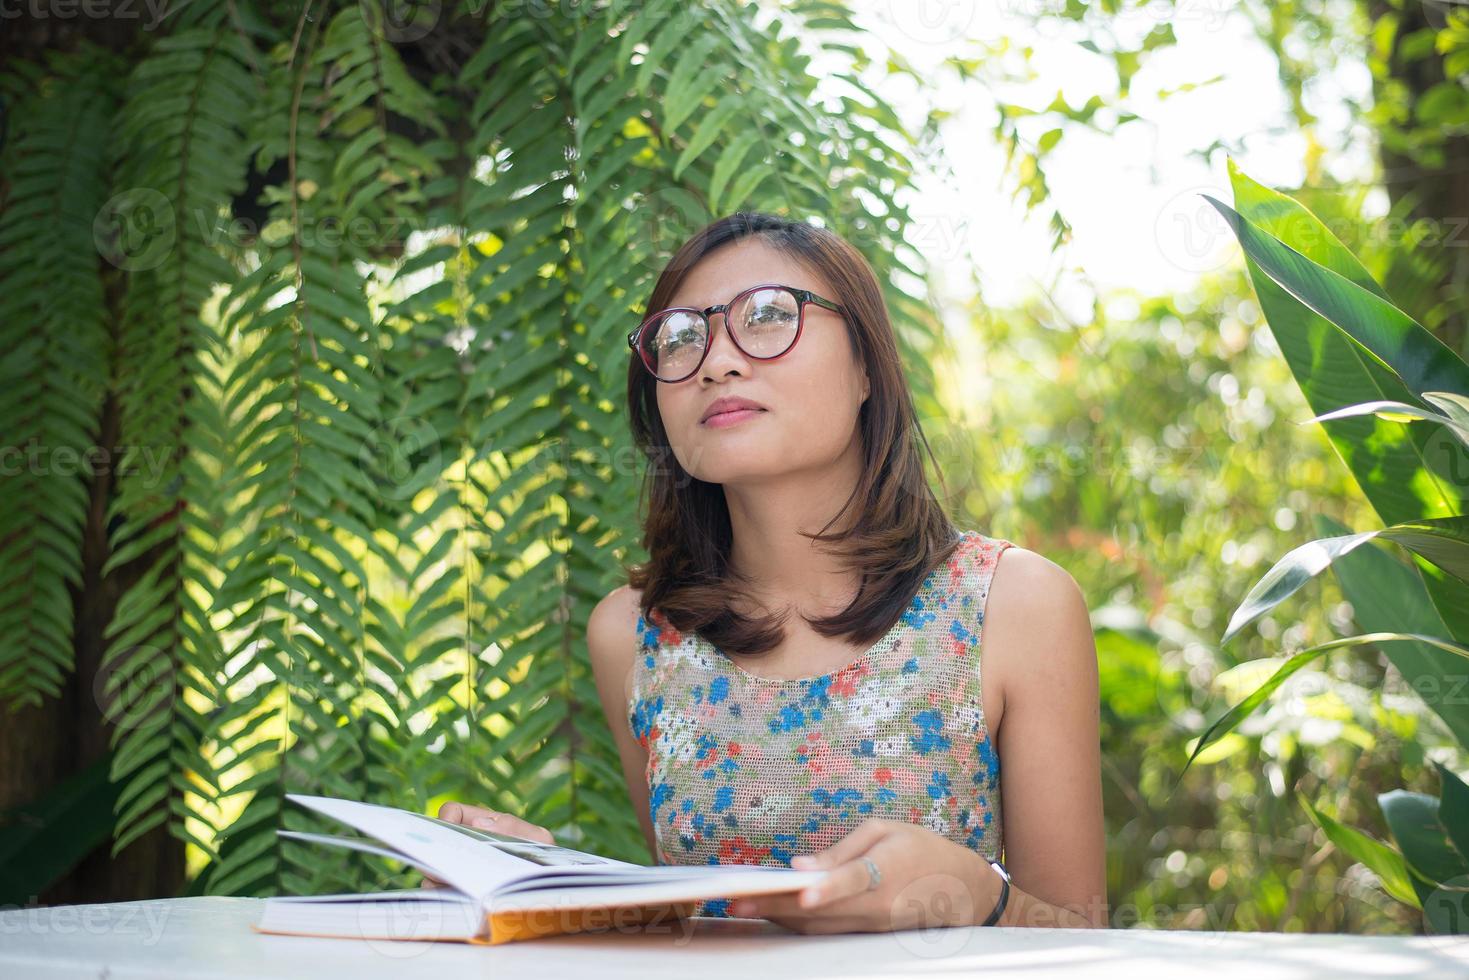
[1226,163,1469,647]
[1222,516,1469,644]
[0,753,120,905]
[1305,396,1469,449]
[1203,193,1469,401]
[1436,762,1469,869]
[1379,791,1469,907]
[1318,512,1469,750]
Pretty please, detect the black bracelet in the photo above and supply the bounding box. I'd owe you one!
[980,859,1010,927]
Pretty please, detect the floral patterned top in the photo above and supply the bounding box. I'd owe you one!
[627,529,1013,917]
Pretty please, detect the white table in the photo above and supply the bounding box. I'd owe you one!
[1,897,1466,978]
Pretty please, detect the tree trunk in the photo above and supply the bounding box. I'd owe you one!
[0,379,187,905]
[1364,0,1469,359]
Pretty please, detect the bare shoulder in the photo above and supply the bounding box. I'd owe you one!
[984,546,1095,676]
[987,546,1085,615]
[586,584,644,670]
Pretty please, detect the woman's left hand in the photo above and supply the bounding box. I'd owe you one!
[728,818,999,934]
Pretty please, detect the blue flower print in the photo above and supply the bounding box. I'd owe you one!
[910,709,952,754]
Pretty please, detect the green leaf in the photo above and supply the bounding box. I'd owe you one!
[0,754,119,904]
[1226,161,1469,646]
[673,93,744,179]
[1221,530,1382,644]
[1202,193,1469,401]
[1435,762,1469,867]
[1303,398,1469,448]
[664,63,724,135]
[1300,793,1421,908]
[707,130,760,213]
[1320,513,1469,751]
[1180,632,1469,779]
[1222,517,1469,644]
[1380,790,1469,892]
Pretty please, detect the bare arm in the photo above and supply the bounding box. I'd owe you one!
[587,584,659,864]
[981,547,1108,927]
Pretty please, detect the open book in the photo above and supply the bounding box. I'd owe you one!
[252,794,830,945]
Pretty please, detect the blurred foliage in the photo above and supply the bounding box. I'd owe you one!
[1173,163,1469,933]
[917,0,1469,934]
[932,254,1446,931]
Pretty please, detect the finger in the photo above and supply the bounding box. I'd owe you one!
[434,802,555,844]
[475,814,554,844]
[807,835,903,908]
[464,810,554,844]
[791,819,892,872]
[765,912,869,935]
[437,802,499,826]
[732,893,809,919]
[731,875,853,919]
[739,903,869,935]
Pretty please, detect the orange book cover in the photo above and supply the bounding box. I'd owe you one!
[475,899,702,945]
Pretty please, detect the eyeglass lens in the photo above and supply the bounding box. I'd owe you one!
[641,286,801,381]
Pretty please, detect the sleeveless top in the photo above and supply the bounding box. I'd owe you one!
[627,529,1013,917]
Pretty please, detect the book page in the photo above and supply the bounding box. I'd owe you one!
[284,795,831,911]
[276,830,458,883]
[486,869,831,912]
[286,795,552,901]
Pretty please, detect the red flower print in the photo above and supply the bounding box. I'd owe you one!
[874,767,893,784]
[728,741,741,756]
[719,837,771,864]
[651,608,683,646]
[831,659,871,696]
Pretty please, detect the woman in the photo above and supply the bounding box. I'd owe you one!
[440,212,1106,932]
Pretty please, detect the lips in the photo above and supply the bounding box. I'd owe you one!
[700,397,768,423]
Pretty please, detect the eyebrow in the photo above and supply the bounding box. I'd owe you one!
[670,283,785,310]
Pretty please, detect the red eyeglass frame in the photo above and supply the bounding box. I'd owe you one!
[626,282,847,383]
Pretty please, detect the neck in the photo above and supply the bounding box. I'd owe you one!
[721,428,867,615]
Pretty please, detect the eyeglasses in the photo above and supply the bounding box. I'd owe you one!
[627,282,848,383]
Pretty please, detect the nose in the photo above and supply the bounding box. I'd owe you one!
[699,311,750,380]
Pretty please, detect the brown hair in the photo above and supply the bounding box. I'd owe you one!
[624,212,959,659]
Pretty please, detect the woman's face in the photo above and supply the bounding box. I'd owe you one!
[653,238,869,486]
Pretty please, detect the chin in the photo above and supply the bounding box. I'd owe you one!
[683,452,781,486]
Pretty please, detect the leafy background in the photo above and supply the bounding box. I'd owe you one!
[2,0,1466,935]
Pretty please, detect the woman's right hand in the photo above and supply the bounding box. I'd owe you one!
[420,801,557,889]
